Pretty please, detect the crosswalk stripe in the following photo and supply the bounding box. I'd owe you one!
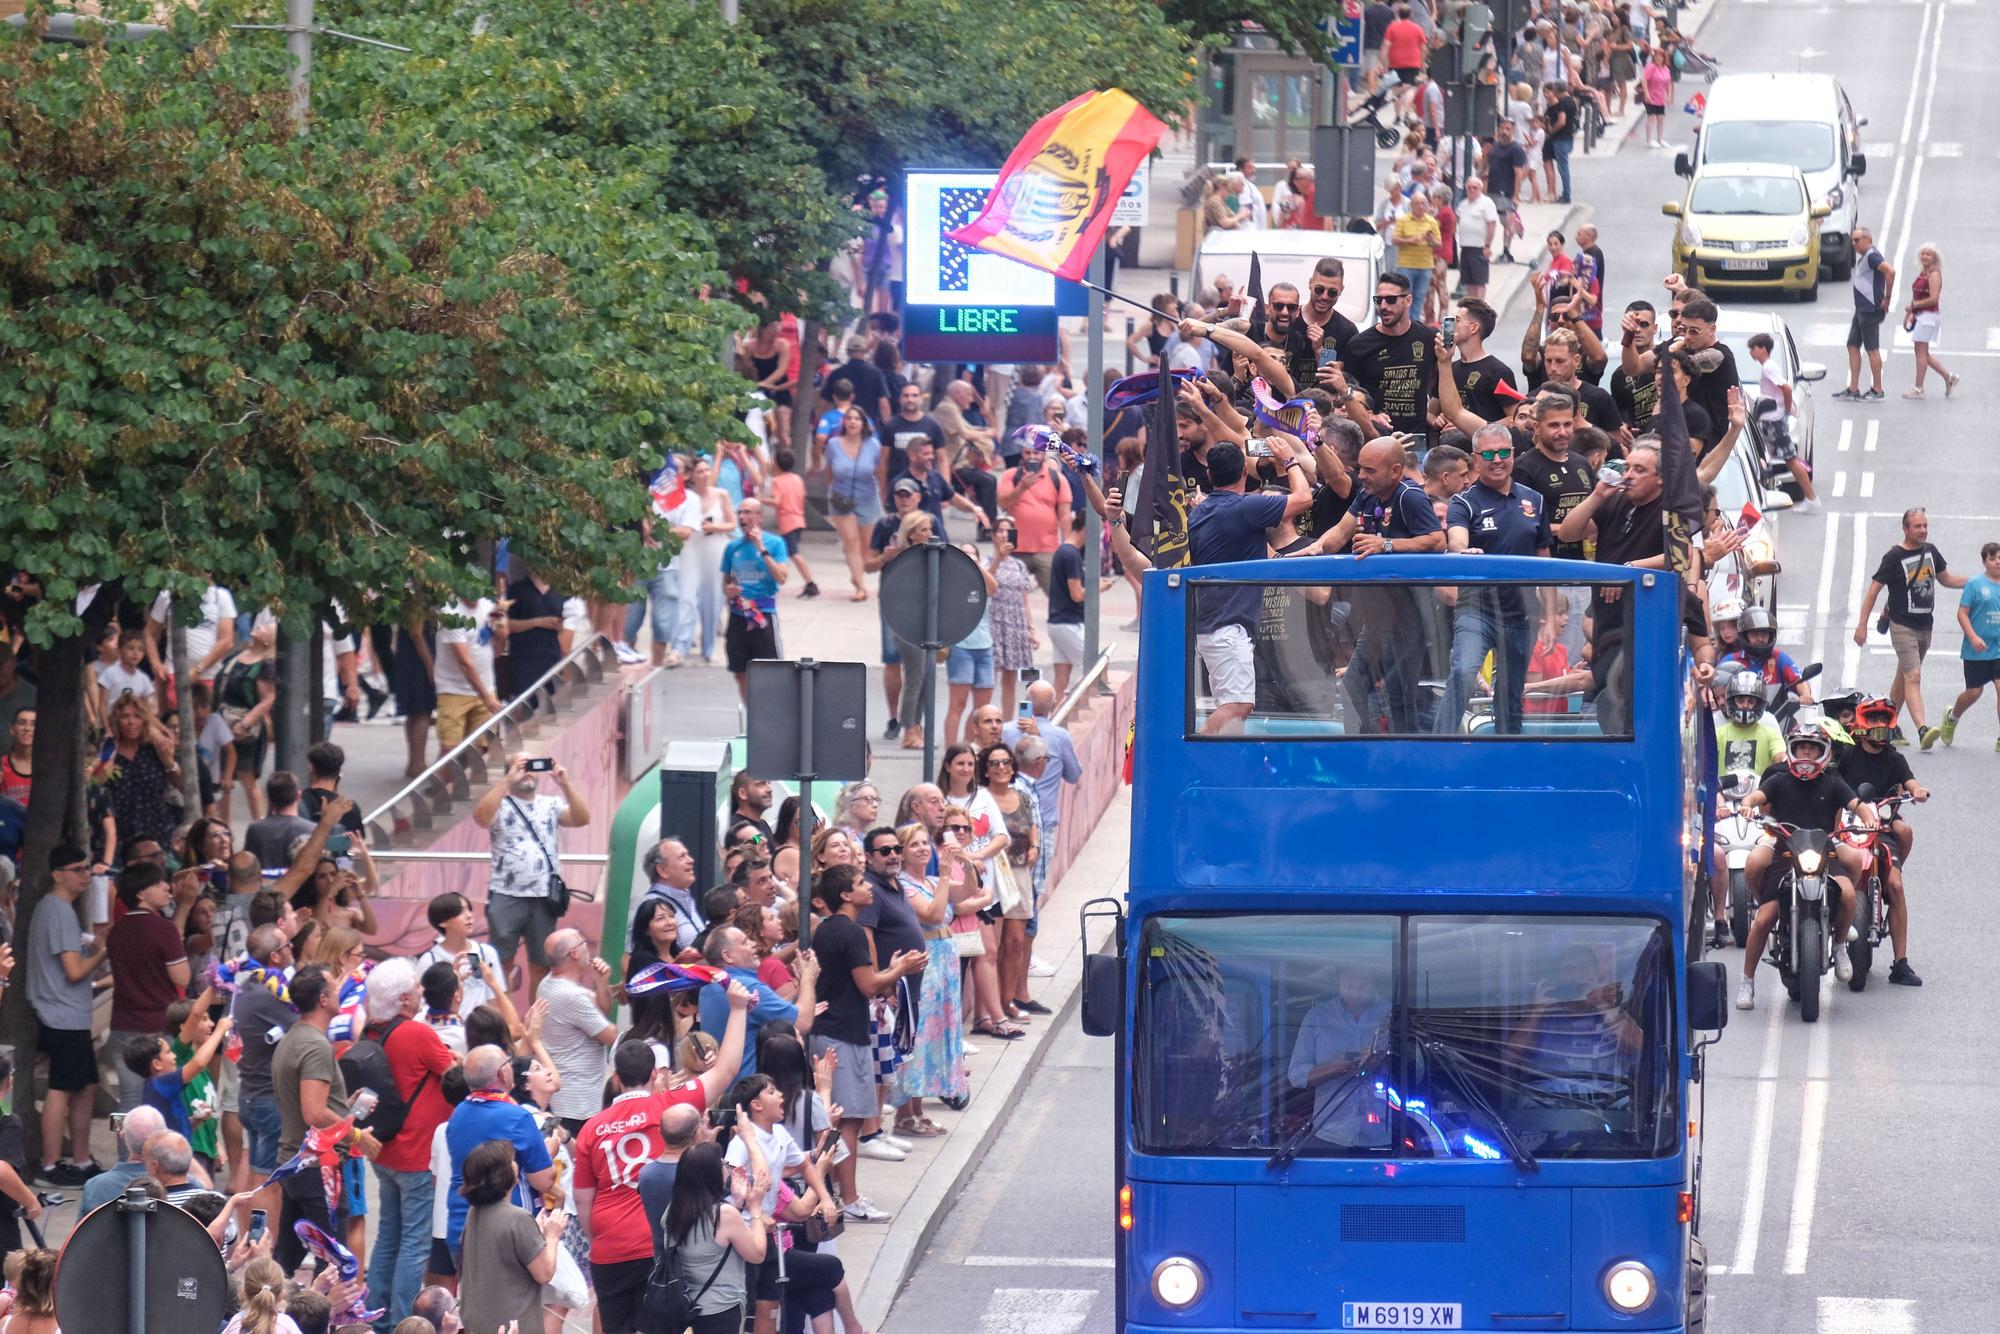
[978,1289,1098,1334]
[1820,1297,1917,1334]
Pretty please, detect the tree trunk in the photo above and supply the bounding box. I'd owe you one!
[792,318,823,464]
[171,619,202,814]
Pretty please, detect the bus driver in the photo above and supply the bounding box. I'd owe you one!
[1286,962,1392,1149]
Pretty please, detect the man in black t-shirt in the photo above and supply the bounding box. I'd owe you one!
[1837,701,1929,985]
[1512,391,1596,562]
[1525,331,1621,437]
[1484,123,1528,260]
[1340,273,1437,440]
[1544,82,1579,204]
[1734,728,1875,1009]
[1552,442,1669,735]
[1854,508,1968,740]
[1448,298,1519,424]
[1611,301,1661,434]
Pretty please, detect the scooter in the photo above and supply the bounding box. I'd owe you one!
[1765,661,1822,730]
[1759,820,1836,1023]
[1713,772,1765,947]
[1838,787,1911,992]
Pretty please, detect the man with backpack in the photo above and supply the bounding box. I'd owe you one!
[346,957,455,1327]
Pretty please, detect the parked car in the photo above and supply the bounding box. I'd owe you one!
[1715,309,1827,501]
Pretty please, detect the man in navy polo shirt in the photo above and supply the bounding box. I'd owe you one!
[1442,423,1552,733]
[443,1045,558,1262]
[1302,436,1445,733]
[1189,437,1313,734]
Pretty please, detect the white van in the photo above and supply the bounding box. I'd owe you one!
[1190,229,1384,331]
[1674,73,1867,280]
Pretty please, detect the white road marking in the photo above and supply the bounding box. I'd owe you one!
[1864,421,1879,453]
[1860,472,1876,498]
[1832,472,1848,498]
[1785,997,1835,1275]
[1731,991,1786,1276]
[1811,512,1842,671]
[964,1256,1117,1270]
[978,1289,1098,1334]
[1843,513,1870,687]
[1819,1297,1917,1334]
[1777,603,1809,632]
[1888,8,1948,303]
[1928,141,1961,157]
[1836,420,1852,452]
[1987,328,2000,351]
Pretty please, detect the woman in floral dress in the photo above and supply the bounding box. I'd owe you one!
[889,822,966,1124]
[987,520,1038,717]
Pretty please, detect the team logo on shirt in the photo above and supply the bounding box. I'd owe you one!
[1410,340,1426,359]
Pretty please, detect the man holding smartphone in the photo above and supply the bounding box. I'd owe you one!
[472,755,590,994]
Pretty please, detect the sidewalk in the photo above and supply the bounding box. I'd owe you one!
[847,785,1132,1330]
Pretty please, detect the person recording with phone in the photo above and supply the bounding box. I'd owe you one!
[472,753,591,995]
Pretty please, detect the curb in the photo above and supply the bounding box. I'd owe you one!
[852,950,1092,1331]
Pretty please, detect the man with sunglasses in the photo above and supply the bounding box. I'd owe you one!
[1837,698,1927,987]
[1441,424,1552,733]
[1293,258,1359,385]
[1339,272,1437,441]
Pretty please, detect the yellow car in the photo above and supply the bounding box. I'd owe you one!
[1664,163,1830,299]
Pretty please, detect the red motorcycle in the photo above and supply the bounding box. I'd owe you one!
[1836,789,1910,992]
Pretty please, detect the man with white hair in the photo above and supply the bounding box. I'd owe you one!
[81,1104,166,1212]
[143,1130,224,1213]
[443,1045,558,1263]
[359,955,456,1326]
[537,928,616,1136]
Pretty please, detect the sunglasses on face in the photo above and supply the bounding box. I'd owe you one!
[1476,449,1513,462]
[870,843,902,856]
[944,823,972,834]
[1268,300,1298,311]
[1310,285,1339,298]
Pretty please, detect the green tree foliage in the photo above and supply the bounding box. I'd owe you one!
[746,0,1198,186]
[1162,0,1343,58]
[316,0,858,324]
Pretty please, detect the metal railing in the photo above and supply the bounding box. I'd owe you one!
[361,632,618,849]
[1051,647,1118,729]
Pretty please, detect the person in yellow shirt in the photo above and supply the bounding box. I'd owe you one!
[1390,192,1441,316]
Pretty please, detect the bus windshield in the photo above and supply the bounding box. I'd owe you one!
[1137,913,1677,1162]
[1189,579,1633,738]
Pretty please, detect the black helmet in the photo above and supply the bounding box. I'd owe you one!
[1724,668,1764,725]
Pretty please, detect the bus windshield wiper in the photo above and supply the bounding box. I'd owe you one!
[1265,1034,1389,1171]
[1410,1023,1540,1173]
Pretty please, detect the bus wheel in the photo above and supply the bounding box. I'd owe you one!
[1685,1236,1709,1333]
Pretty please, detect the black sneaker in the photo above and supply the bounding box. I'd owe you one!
[70,1159,103,1180]
[39,1163,85,1188]
[1013,998,1053,1016]
[1831,388,1862,401]
[801,581,821,600]
[1862,388,1885,401]
[883,719,902,740]
[1888,958,1924,986]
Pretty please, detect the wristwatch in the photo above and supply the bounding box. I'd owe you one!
[1385,538,1396,553]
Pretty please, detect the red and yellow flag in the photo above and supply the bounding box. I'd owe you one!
[946,89,1165,282]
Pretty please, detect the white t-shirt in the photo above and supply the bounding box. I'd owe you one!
[434,599,497,698]
[417,937,507,1014]
[149,586,239,673]
[1455,194,1501,250]
[98,662,154,704]
[1754,357,1790,421]
[724,1121,807,1217]
[430,1121,453,1240]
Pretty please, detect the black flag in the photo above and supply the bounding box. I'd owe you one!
[1654,349,1704,575]
[1143,366,1191,567]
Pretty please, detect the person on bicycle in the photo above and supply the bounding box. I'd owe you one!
[1720,606,1814,704]
[1734,723,1873,1009]
[1836,697,1927,986]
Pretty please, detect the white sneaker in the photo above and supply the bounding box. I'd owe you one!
[1833,951,1854,983]
[1027,956,1057,978]
[961,1042,980,1056]
[843,1197,893,1223]
[880,1131,915,1152]
[1794,498,1822,514]
[856,1136,906,1162]
[611,641,645,664]
[1735,977,1756,1010]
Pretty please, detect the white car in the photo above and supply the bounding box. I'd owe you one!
[1712,419,1798,613]
[1190,229,1384,330]
[1715,309,1828,501]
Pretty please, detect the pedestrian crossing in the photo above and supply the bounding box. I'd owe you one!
[975,1288,1099,1334]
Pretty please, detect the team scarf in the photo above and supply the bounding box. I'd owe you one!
[625,960,725,997]
[290,1217,385,1327]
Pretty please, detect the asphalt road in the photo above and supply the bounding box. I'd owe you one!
[884,1,1998,1329]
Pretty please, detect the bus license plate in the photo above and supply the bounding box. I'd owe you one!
[1342,1303,1463,1329]
[1720,259,1765,271]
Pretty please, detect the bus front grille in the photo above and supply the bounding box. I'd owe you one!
[1339,1203,1467,1244]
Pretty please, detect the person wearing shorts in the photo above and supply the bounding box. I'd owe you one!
[1837,227,1893,400]
[1187,441,1310,734]
[719,499,789,702]
[1856,510,1965,741]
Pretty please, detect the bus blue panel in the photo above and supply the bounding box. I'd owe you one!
[1170,787,1641,893]
[1128,1183,1236,1327]
[1569,1185,1686,1329]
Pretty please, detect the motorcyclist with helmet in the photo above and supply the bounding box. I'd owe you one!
[1710,596,1745,663]
[1721,605,1814,704]
[1708,668,1784,948]
[1733,722,1876,1010]
[1836,697,1928,986]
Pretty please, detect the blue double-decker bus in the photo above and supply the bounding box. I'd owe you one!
[1081,555,1730,1333]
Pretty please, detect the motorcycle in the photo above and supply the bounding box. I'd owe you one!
[1713,772,1765,947]
[1766,661,1822,730]
[1838,787,1912,992]
[1757,820,1836,1022]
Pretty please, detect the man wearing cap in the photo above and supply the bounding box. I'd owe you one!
[999,431,1074,592]
[890,432,982,533]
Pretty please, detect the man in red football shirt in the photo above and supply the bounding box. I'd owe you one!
[572,979,753,1333]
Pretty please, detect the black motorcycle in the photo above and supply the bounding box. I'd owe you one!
[1759,821,1835,1022]
[1839,788,1911,991]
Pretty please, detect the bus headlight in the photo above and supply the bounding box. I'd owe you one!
[1603,1260,1657,1313]
[1151,1256,1205,1309]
